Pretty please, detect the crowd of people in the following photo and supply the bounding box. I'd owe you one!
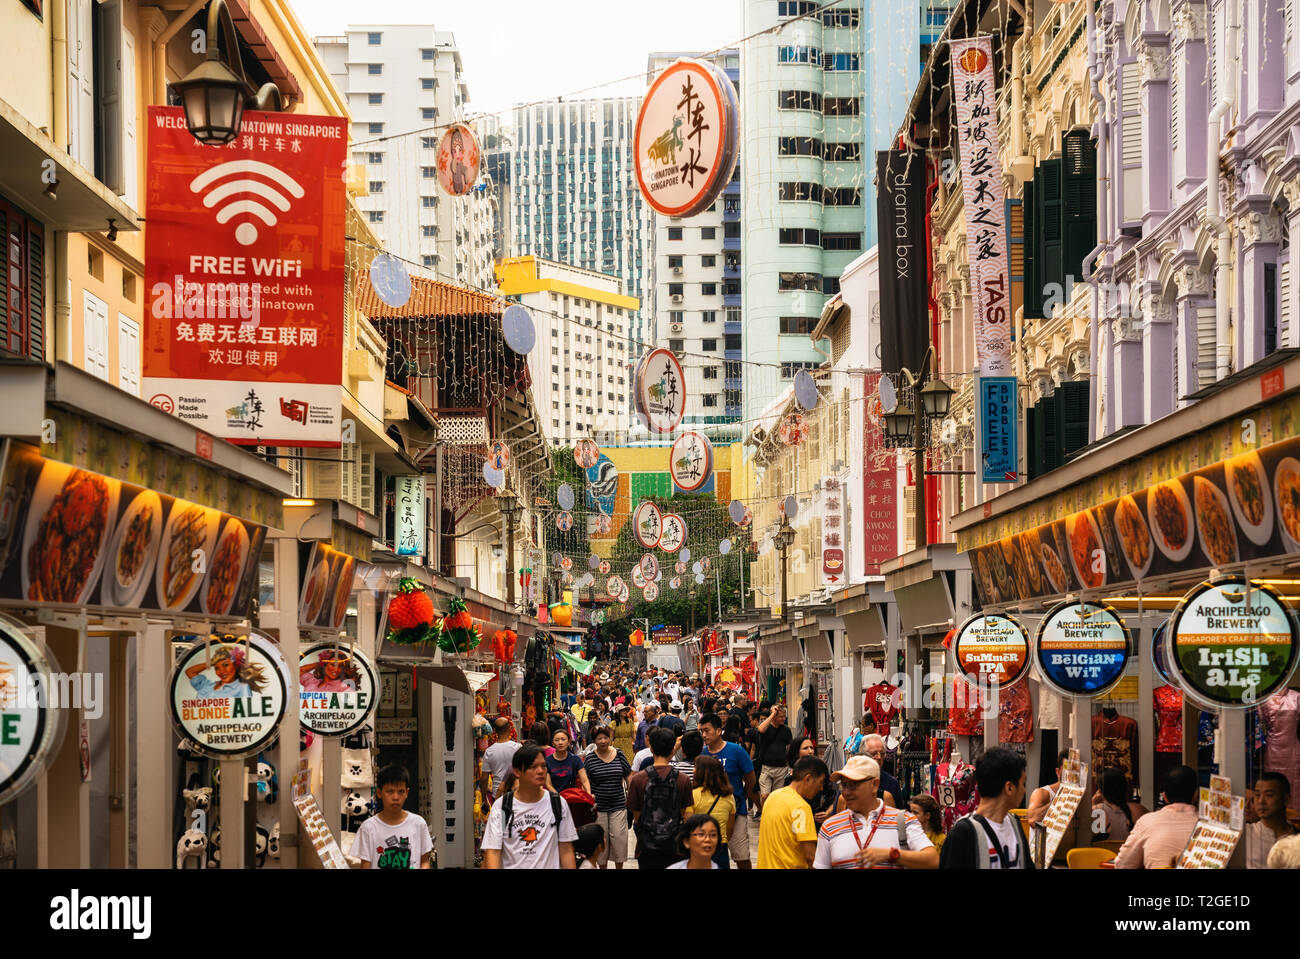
[464,663,1300,870]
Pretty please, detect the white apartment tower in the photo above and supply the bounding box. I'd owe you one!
[647,50,743,443]
[315,26,496,292]
[510,98,653,350]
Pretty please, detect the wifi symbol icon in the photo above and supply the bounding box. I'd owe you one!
[189,160,306,247]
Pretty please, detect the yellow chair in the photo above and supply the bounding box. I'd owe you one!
[1067,847,1116,869]
[1009,808,1031,843]
[1094,839,1125,856]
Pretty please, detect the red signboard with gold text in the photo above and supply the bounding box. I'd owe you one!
[863,373,898,575]
[144,107,346,446]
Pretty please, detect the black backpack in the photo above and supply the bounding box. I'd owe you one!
[502,790,563,839]
[637,768,682,855]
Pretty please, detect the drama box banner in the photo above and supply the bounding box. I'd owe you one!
[874,151,929,377]
[950,37,1013,377]
[144,107,347,447]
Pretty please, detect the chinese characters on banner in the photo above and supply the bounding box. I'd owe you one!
[862,373,898,574]
[951,38,1019,484]
[395,477,426,557]
[144,107,346,447]
[822,475,846,586]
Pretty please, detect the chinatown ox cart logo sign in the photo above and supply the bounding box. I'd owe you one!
[670,432,713,492]
[634,349,687,434]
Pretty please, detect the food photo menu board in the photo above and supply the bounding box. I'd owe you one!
[970,432,1300,606]
[0,443,265,617]
[297,542,358,631]
[1177,775,1245,869]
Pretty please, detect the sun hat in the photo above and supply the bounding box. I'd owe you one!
[831,756,881,783]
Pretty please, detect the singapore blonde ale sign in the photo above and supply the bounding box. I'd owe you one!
[170,632,289,758]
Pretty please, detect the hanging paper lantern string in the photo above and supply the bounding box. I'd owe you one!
[386,578,443,646]
[439,596,483,653]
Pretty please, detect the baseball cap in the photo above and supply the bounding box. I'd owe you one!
[670,703,682,713]
[831,756,881,783]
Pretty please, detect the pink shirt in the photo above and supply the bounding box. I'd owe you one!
[1113,803,1198,869]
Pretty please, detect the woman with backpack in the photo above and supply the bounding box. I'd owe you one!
[687,755,736,869]
[584,725,632,869]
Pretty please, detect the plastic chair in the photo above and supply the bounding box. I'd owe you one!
[1093,839,1125,855]
[1009,808,1031,842]
[1067,847,1116,869]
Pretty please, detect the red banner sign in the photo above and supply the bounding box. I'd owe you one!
[144,107,346,446]
[863,373,898,574]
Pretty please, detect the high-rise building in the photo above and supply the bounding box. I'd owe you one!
[314,26,496,292]
[646,50,744,443]
[495,256,640,447]
[510,98,653,350]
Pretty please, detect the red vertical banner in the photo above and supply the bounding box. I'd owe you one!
[862,373,898,574]
[144,107,346,447]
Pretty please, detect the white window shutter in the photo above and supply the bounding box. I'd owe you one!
[117,313,140,396]
[359,451,375,514]
[122,27,139,210]
[67,0,95,166]
[1197,306,1217,389]
[83,290,109,380]
[904,485,917,552]
[341,442,360,506]
[1121,60,1144,225]
[284,449,302,498]
[1281,256,1292,348]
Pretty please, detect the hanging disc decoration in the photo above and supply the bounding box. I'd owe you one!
[551,552,563,567]
[675,561,687,575]
[779,413,809,446]
[952,613,1032,689]
[599,560,611,575]
[483,463,505,488]
[695,572,706,584]
[728,500,747,524]
[680,547,691,563]
[585,454,618,515]
[702,557,711,572]
[793,369,820,411]
[670,432,714,492]
[632,565,647,589]
[594,514,613,535]
[488,440,510,471]
[588,554,601,569]
[720,538,732,555]
[607,576,626,596]
[560,556,573,571]
[659,512,687,553]
[633,500,664,549]
[634,349,687,434]
[556,483,575,511]
[502,304,536,354]
[878,374,899,414]
[436,122,482,196]
[643,582,660,602]
[1034,600,1132,698]
[692,561,703,574]
[574,439,600,469]
[781,495,799,520]
[556,511,574,532]
[640,554,660,581]
[368,253,411,309]
[670,576,682,589]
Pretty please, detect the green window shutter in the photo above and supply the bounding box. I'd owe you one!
[1042,394,1060,471]
[1059,381,1090,459]
[1027,403,1042,479]
[1023,179,1041,319]
[1062,130,1098,285]
[1037,158,1064,302]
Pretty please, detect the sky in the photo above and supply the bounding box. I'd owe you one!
[296,0,741,118]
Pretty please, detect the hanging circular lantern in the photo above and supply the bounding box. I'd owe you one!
[779,413,809,446]
[488,439,510,471]
[574,439,600,469]
[633,500,663,549]
[436,123,482,197]
[385,578,443,646]
[599,560,611,576]
[634,349,687,434]
[670,432,713,492]
[560,556,573,571]
[675,561,687,575]
[670,576,683,589]
[643,582,660,602]
[556,511,574,532]
[594,513,613,535]
[702,557,711,572]
[659,512,687,553]
[640,553,660,581]
[607,575,626,596]
[556,483,575,511]
[632,565,648,589]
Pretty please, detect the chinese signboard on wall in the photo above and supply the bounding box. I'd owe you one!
[144,107,346,447]
[395,476,425,557]
[863,373,898,575]
[822,475,846,586]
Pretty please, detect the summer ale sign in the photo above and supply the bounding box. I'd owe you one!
[145,107,346,447]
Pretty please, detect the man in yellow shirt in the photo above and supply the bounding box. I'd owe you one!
[757,756,828,868]
[570,693,595,744]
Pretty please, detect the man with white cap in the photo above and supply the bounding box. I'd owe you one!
[813,757,938,869]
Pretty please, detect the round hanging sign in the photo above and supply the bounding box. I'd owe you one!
[607,576,626,596]
[720,538,732,555]
[670,432,713,492]
[633,500,664,549]
[618,582,630,603]
[588,554,602,570]
[551,551,563,567]
[599,560,611,576]
[781,495,799,520]
[436,123,481,197]
[952,614,1031,689]
[574,439,600,470]
[793,369,819,411]
[556,483,575,511]
[634,59,734,217]
[680,547,692,563]
[632,565,647,589]
[0,616,65,806]
[779,414,809,446]
[556,511,574,532]
[585,454,618,515]
[695,572,706,585]
[483,463,505,488]
[640,553,660,581]
[1152,618,1176,685]
[634,349,687,434]
[502,304,536,354]
[560,556,573,571]
[643,582,660,602]
[594,514,612,536]
[368,253,411,309]
[659,512,687,553]
[298,643,378,737]
[488,440,510,471]
[692,561,703,575]
[671,576,682,589]
[169,632,291,759]
[1034,601,1132,698]
[675,561,688,575]
[728,500,748,524]
[1166,578,1300,710]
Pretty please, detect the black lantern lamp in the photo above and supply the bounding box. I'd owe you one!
[919,376,955,418]
[883,406,916,445]
[172,0,286,145]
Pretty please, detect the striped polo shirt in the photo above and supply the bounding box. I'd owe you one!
[814,802,933,869]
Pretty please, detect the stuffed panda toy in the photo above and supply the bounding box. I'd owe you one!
[182,786,212,816]
[341,790,370,819]
[268,822,281,861]
[176,828,207,869]
[256,760,278,805]
[207,824,221,866]
[253,824,270,868]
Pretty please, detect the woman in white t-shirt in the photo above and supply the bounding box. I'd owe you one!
[667,813,722,869]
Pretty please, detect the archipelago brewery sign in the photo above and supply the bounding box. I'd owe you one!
[0,617,65,805]
[1034,601,1131,697]
[953,613,1031,689]
[298,643,378,736]
[169,632,290,759]
[1167,579,1299,709]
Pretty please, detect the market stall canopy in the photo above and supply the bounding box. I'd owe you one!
[418,664,472,696]
[556,649,595,676]
[463,670,497,692]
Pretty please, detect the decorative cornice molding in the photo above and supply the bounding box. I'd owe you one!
[1137,42,1171,82]
[1241,209,1283,245]
[1174,264,1213,298]
[1172,3,1207,43]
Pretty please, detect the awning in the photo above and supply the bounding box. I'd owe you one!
[844,607,887,650]
[463,670,497,692]
[557,649,595,675]
[418,664,471,695]
[763,640,802,666]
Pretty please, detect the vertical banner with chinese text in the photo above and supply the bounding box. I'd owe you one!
[862,373,898,575]
[395,477,426,557]
[144,107,346,446]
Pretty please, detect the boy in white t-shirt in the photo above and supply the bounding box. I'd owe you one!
[350,765,433,869]
[482,745,578,869]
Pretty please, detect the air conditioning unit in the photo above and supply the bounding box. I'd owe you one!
[670,323,683,333]
[672,267,683,275]
[671,294,683,303]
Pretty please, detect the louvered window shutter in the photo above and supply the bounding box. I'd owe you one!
[285,449,302,498]
[1060,381,1091,458]
[1037,158,1065,301]
[1197,306,1218,389]
[1023,180,1041,318]
[1208,2,1218,105]
[1171,68,1180,154]
[903,485,917,552]
[1281,255,1292,348]
[1042,394,1060,470]
[1120,60,1144,226]
[1062,131,1097,284]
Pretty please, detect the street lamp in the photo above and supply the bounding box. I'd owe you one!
[688,585,697,634]
[171,0,286,145]
[883,345,955,549]
[773,516,796,625]
[497,487,522,609]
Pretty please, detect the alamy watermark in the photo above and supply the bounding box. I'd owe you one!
[1,671,103,720]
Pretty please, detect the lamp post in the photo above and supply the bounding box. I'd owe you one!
[497,487,522,609]
[171,0,287,144]
[773,516,796,624]
[688,585,697,634]
[881,345,955,549]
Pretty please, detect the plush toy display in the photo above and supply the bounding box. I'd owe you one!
[183,786,212,815]
[208,824,221,865]
[438,596,482,653]
[268,822,281,861]
[256,759,278,805]
[253,824,270,868]
[176,828,207,869]
[386,578,443,646]
[342,790,370,819]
